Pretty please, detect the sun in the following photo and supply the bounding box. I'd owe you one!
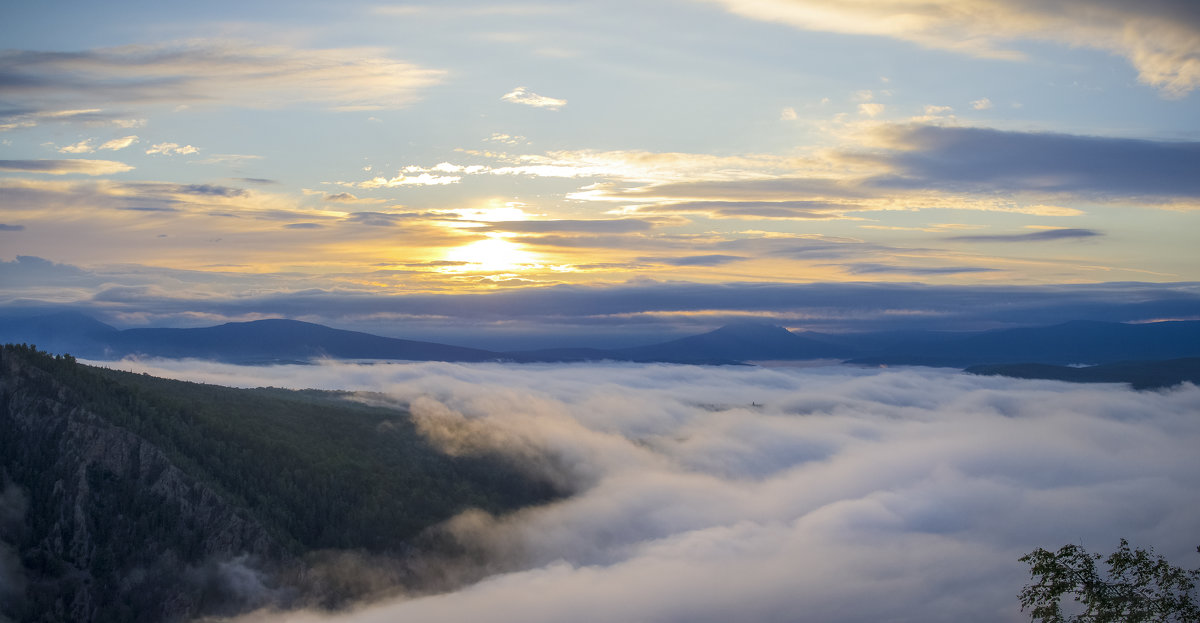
[442,235,540,272]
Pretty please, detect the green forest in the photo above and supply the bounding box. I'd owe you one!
[0,344,559,622]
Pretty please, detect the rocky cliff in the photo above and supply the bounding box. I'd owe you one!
[0,346,281,623]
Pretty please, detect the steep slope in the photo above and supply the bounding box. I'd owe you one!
[0,345,280,622]
[0,345,560,622]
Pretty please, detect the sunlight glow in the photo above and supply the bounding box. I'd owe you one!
[442,235,540,272]
[454,200,534,223]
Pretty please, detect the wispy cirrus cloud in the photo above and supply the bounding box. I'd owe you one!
[0,159,133,175]
[344,151,809,190]
[98,135,138,151]
[355,173,462,188]
[840,262,999,275]
[700,0,1200,96]
[194,154,263,166]
[0,41,445,113]
[623,199,865,220]
[476,219,659,235]
[638,254,748,266]
[571,124,1200,217]
[501,86,568,110]
[0,108,143,132]
[0,178,310,222]
[946,228,1102,243]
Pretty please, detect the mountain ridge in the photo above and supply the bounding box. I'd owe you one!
[3,312,1199,368]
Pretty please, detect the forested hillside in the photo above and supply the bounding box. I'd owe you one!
[966,358,1200,389]
[0,344,558,623]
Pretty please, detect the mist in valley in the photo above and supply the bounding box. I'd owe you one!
[91,359,1200,623]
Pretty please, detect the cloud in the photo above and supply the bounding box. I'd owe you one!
[858,102,885,117]
[195,154,264,165]
[373,5,566,18]
[780,107,798,121]
[0,108,136,132]
[501,87,568,110]
[58,136,138,153]
[0,159,133,175]
[354,173,461,188]
[638,254,748,266]
[0,41,445,113]
[477,219,658,234]
[343,211,445,227]
[485,133,528,145]
[971,97,993,111]
[0,177,345,241]
[628,199,864,220]
[858,124,1200,199]
[700,0,1200,96]
[324,193,361,203]
[90,360,1200,623]
[0,255,93,288]
[841,263,999,275]
[947,228,1102,243]
[321,192,385,205]
[0,224,25,231]
[167,183,248,197]
[98,135,137,151]
[564,124,1196,221]
[7,253,1198,339]
[367,151,815,191]
[146,142,199,156]
[57,139,94,154]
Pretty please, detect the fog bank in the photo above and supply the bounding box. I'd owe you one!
[92,359,1200,623]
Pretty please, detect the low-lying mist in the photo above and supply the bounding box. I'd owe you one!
[93,358,1200,623]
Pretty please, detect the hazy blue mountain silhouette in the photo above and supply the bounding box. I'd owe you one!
[850,320,1200,366]
[3,312,1199,367]
[610,322,852,363]
[112,319,500,363]
[0,310,118,357]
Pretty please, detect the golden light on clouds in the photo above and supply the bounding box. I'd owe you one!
[442,235,542,273]
[456,201,533,223]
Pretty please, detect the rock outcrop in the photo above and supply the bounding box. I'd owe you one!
[0,346,281,622]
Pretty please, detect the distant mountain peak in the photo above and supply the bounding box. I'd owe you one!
[712,322,795,338]
[220,318,320,327]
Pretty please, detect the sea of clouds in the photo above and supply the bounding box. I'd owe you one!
[92,358,1200,623]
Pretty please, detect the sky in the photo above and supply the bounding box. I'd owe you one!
[2,0,1199,342]
[87,358,1200,623]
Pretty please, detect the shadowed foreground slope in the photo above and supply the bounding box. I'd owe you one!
[0,345,558,623]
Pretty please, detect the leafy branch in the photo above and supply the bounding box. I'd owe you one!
[1019,539,1200,623]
